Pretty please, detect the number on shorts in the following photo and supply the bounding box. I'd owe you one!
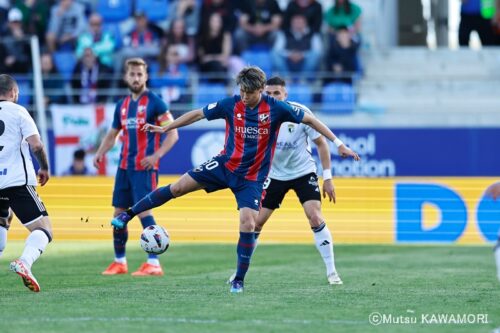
[205,160,219,170]
[263,178,271,190]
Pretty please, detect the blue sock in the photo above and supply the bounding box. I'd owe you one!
[131,185,174,215]
[235,232,255,281]
[113,226,128,258]
[140,216,158,260]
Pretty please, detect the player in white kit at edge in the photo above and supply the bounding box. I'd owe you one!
[0,74,53,292]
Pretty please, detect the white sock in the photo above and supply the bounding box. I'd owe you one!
[312,223,337,276]
[114,257,127,264]
[495,244,500,282]
[20,230,49,268]
[0,226,7,258]
[147,258,160,266]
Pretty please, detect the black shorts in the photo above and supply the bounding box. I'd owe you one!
[261,173,321,210]
[0,185,48,224]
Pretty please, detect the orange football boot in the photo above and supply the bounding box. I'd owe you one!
[131,263,164,276]
[102,262,128,275]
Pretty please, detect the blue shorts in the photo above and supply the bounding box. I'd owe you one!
[188,156,264,211]
[112,168,158,209]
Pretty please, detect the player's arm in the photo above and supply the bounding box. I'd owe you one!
[313,136,336,203]
[143,109,205,133]
[301,113,360,161]
[93,128,120,169]
[141,117,179,170]
[25,134,50,186]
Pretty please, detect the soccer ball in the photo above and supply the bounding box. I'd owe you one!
[140,225,170,254]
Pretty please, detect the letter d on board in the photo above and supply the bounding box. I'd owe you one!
[396,184,467,242]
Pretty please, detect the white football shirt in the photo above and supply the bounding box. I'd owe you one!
[268,101,321,181]
[0,101,39,189]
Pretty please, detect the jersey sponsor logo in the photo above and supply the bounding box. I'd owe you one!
[259,113,269,124]
[234,126,269,139]
[0,168,7,176]
[208,102,217,110]
[122,117,146,129]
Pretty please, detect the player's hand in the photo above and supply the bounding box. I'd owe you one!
[93,153,103,169]
[141,154,159,170]
[323,179,336,203]
[486,182,500,200]
[142,124,166,133]
[38,169,49,186]
[338,145,361,161]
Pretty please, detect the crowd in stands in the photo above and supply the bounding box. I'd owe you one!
[0,0,365,112]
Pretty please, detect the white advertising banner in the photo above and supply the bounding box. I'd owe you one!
[51,104,121,176]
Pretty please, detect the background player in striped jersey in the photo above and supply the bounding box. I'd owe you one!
[0,74,52,292]
[111,66,360,293]
[93,58,179,276]
[254,76,344,285]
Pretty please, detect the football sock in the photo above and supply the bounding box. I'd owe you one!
[20,229,49,268]
[140,216,159,262]
[235,232,255,281]
[113,226,128,259]
[0,226,6,258]
[312,222,336,276]
[114,257,127,264]
[131,185,174,215]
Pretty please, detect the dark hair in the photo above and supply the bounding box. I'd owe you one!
[266,76,286,87]
[0,74,18,97]
[334,0,352,15]
[74,149,86,160]
[236,66,266,92]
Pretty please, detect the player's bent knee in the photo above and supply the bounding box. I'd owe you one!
[33,227,53,243]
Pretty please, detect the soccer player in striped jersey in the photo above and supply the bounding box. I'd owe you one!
[93,58,179,276]
[0,74,53,292]
[111,66,360,293]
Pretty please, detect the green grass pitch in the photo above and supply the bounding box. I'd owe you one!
[0,242,499,333]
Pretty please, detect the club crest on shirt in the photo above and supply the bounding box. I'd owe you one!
[259,113,269,124]
[121,108,127,115]
[288,124,295,133]
[138,105,146,113]
[236,113,242,120]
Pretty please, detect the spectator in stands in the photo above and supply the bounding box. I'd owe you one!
[459,0,496,46]
[119,11,163,69]
[168,0,200,36]
[199,0,238,34]
[13,0,50,45]
[324,0,362,35]
[271,14,322,81]
[63,148,93,176]
[197,12,231,83]
[71,47,113,104]
[150,44,190,118]
[0,8,31,74]
[283,0,323,34]
[46,0,87,52]
[76,13,116,68]
[325,26,360,84]
[41,52,67,105]
[235,0,283,51]
[165,18,196,65]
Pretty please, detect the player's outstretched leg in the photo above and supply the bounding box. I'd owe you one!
[10,227,51,292]
[111,185,174,229]
[132,216,164,276]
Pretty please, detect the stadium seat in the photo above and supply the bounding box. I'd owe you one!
[96,0,132,22]
[194,83,228,108]
[53,52,77,82]
[286,83,313,106]
[103,22,123,49]
[15,79,31,106]
[135,0,169,22]
[321,83,356,114]
[241,50,273,78]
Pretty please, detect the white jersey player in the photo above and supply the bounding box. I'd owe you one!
[228,77,360,285]
[0,74,53,292]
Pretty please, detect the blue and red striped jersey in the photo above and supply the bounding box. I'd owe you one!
[203,94,305,182]
[112,90,173,170]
